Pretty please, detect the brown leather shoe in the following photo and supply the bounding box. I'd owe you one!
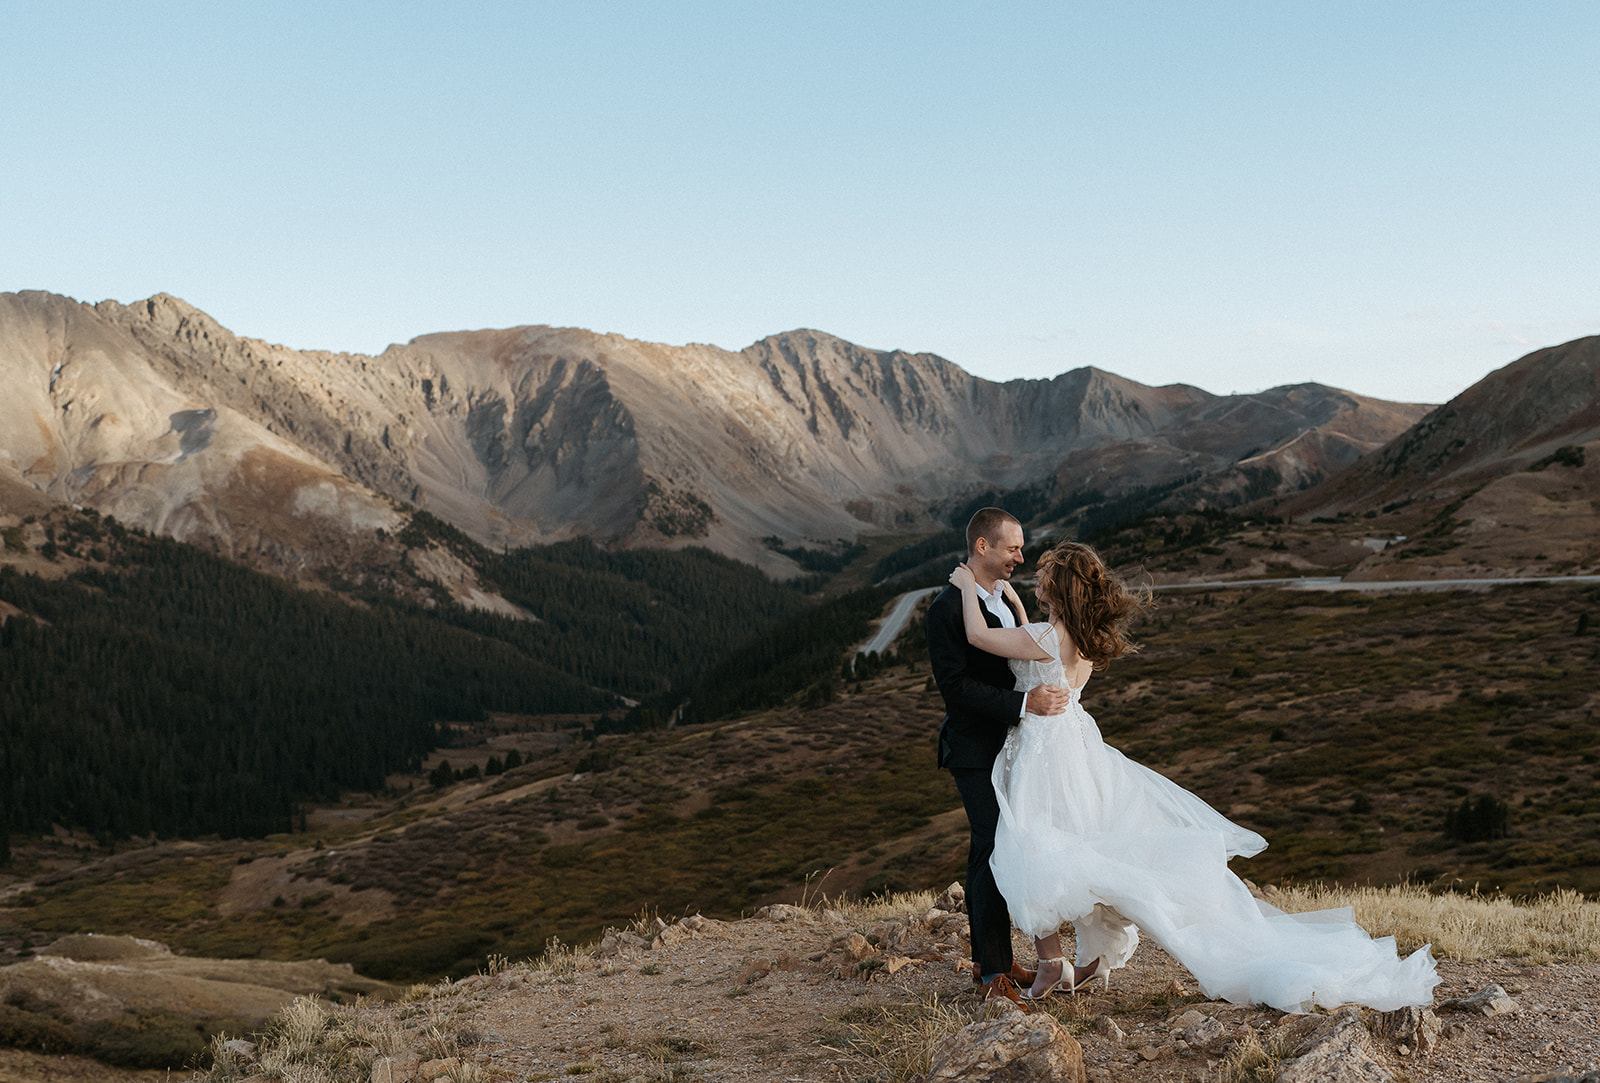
[978,973,1027,1008]
[971,961,1038,987]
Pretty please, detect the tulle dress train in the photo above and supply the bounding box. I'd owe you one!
[990,623,1439,1013]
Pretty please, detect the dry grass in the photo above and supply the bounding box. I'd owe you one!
[527,936,589,974]
[212,880,1598,1083]
[1217,1025,1299,1083]
[833,995,980,1082]
[202,995,432,1083]
[825,888,939,923]
[1273,882,1600,962]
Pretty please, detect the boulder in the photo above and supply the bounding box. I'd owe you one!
[1372,1004,1441,1053]
[649,913,725,949]
[1439,983,1519,1017]
[843,933,873,962]
[596,929,651,958]
[936,882,968,914]
[1179,1015,1230,1054]
[753,903,810,922]
[417,1057,460,1083]
[929,1011,1086,1082]
[370,1053,421,1083]
[1093,1015,1125,1042]
[879,920,915,951]
[1273,1007,1393,1083]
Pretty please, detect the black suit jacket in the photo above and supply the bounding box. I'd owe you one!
[926,584,1027,770]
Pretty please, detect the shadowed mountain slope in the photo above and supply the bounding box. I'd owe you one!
[1281,335,1600,581]
[1295,335,1600,511]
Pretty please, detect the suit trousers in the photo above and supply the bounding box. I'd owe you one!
[950,765,1013,979]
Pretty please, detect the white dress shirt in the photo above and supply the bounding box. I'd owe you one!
[975,580,1028,718]
[975,581,1018,627]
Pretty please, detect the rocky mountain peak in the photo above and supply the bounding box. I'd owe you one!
[0,291,1431,576]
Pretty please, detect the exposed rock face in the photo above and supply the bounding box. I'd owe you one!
[0,291,1429,574]
[0,291,403,577]
[928,1010,1087,1082]
[1273,1007,1394,1083]
[1055,381,1429,506]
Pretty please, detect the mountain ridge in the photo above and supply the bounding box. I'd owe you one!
[1,290,1429,579]
[1278,334,1600,581]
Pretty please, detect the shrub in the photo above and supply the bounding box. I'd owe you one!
[1445,794,1511,842]
[0,1003,75,1053]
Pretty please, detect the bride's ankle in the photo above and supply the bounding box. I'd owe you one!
[1031,957,1065,990]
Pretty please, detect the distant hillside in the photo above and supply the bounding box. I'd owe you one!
[1283,335,1600,581]
[0,291,1425,583]
[1296,335,1600,507]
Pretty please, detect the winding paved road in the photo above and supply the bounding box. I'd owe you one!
[855,573,1600,655]
[1148,573,1600,593]
[856,586,939,656]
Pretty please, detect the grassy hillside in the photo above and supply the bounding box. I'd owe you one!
[4,662,965,981]
[1101,582,1600,894]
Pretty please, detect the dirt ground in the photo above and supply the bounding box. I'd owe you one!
[366,902,1599,1083]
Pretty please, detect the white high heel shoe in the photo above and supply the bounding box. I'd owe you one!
[1019,956,1068,1001]
[1067,955,1111,993]
[1021,955,1110,999]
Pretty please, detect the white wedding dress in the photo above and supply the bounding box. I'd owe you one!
[990,622,1439,1013]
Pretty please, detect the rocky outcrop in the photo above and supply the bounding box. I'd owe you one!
[1273,1007,1394,1083]
[928,1011,1087,1082]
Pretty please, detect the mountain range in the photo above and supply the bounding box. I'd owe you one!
[0,290,1433,581]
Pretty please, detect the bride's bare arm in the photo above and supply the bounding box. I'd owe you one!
[949,564,1052,661]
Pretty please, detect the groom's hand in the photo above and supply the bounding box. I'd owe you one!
[1025,684,1070,716]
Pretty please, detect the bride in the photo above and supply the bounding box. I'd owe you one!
[948,542,1439,1011]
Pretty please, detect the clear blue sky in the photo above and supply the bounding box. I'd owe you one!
[5,1,1597,403]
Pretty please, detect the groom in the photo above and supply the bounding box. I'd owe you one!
[926,507,1069,1005]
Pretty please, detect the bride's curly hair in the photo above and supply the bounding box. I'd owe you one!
[1033,541,1151,669]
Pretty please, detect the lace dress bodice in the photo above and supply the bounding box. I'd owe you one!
[1009,622,1067,691]
[1005,622,1094,763]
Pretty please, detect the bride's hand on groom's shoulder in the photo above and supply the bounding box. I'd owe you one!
[949,563,976,590]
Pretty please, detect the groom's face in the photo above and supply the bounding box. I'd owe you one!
[974,521,1026,584]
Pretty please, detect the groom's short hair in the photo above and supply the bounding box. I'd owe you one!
[966,507,1021,556]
